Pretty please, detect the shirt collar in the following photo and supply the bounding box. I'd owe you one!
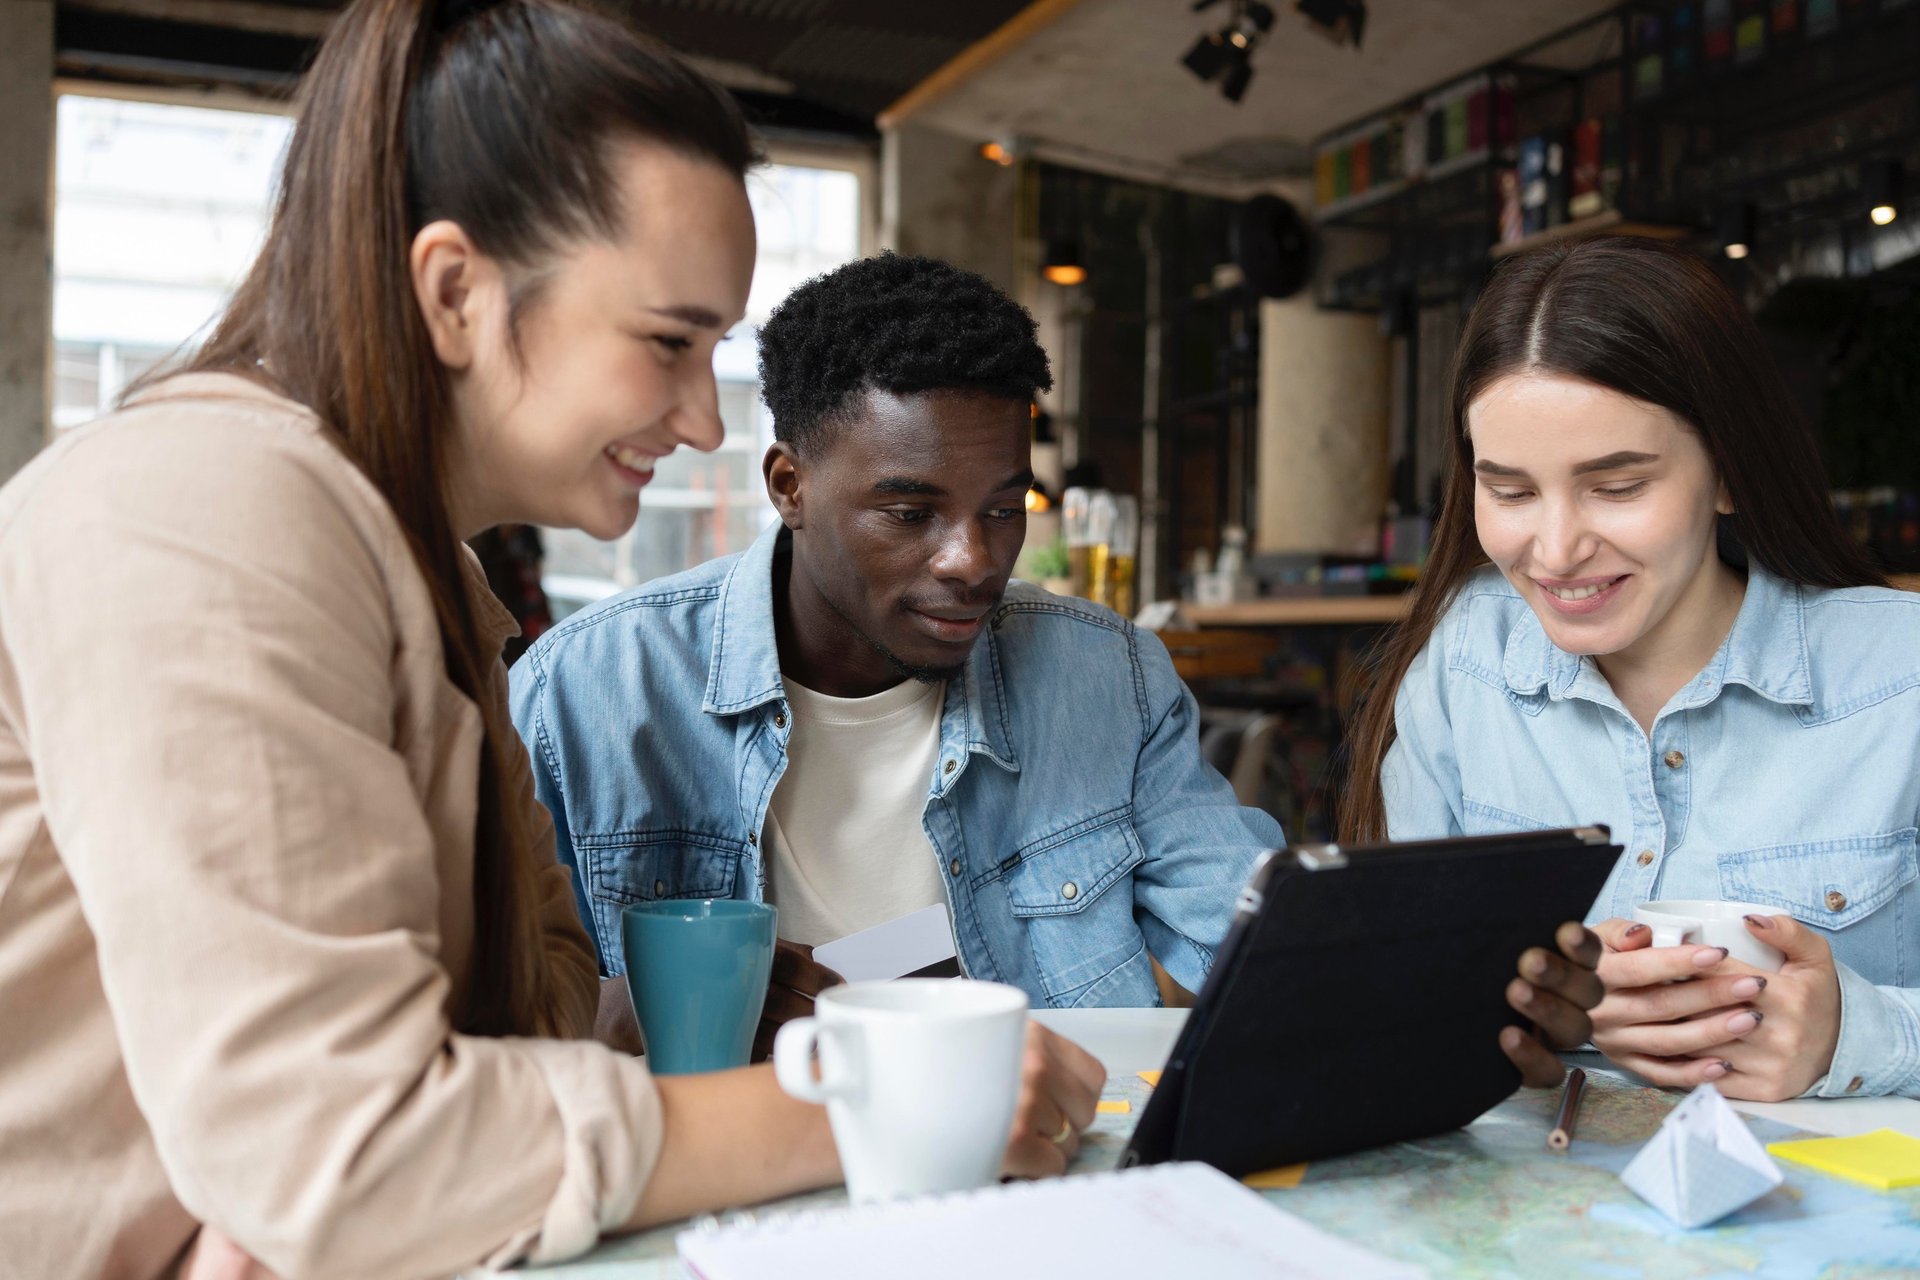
[703,520,790,715]
[1501,565,1812,707]
[700,521,1022,771]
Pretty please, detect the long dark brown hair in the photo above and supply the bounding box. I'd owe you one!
[174,0,754,1036]
[1341,237,1886,843]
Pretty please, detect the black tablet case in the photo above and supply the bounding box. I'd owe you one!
[1123,828,1622,1175]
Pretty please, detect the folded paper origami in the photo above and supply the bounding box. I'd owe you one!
[1621,1084,1783,1229]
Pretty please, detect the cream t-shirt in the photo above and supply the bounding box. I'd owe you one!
[763,675,948,946]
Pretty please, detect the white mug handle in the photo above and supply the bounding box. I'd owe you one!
[774,1018,860,1104]
[1648,923,1689,949]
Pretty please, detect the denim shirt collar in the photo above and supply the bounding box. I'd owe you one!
[700,522,1022,775]
[1500,565,1812,709]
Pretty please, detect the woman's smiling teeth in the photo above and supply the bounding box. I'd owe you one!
[605,443,656,474]
[1541,577,1623,600]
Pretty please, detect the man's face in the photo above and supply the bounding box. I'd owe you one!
[777,388,1033,683]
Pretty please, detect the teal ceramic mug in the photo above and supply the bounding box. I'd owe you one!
[621,899,777,1075]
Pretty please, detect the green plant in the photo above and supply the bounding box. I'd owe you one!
[1022,538,1071,580]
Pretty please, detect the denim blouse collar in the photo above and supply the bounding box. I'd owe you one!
[1500,565,1813,710]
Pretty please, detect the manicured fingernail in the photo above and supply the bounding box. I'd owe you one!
[1623,923,1648,938]
[1693,946,1730,967]
[1728,1010,1761,1034]
[1731,976,1765,999]
[1744,914,1775,930]
[1704,1060,1731,1079]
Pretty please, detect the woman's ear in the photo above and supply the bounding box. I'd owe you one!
[410,219,495,370]
[764,442,804,530]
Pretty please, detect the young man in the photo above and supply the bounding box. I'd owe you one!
[510,255,1599,1079]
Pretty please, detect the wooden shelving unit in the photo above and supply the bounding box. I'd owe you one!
[1185,596,1411,627]
[1487,208,1691,258]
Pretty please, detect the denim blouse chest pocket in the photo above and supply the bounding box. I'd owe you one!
[1002,808,1149,1007]
[1718,828,1919,985]
[573,830,747,972]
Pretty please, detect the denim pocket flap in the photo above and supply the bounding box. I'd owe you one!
[1718,827,1918,930]
[581,834,743,906]
[1005,814,1144,917]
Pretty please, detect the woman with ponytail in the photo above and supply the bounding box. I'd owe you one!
[1345,237,1919,1105]
[0,3,1102,1276]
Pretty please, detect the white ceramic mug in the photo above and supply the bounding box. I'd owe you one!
[773,978,1028,1203]
[1631,899,1787,972]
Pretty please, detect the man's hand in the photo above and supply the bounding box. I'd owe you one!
[1500,920,1605,1087]
[753,940,843,1062]
[1589,914,1840,1101]
[999,1022,1108,1177]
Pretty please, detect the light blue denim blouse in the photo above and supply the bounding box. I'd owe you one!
[509,522,1280,1009]
[1385,564,1920,1098]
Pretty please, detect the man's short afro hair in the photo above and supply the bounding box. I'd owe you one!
[757,253,1053,455]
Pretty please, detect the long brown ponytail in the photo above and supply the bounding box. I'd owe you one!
[1341,238,1885,844]
[176,0,754,1036]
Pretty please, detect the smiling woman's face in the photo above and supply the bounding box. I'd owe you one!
[1468,371,1734,662]
[445,140,756,541]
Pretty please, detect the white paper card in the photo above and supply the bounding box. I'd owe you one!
[678,1161,1426,1280]
[1621,1083,1783,1228]
[810,903,958,983]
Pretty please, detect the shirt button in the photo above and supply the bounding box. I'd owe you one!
[943,760,957,776]
[1826,890,1848,912]
[653,879,666,896]
[1845,1076,1864,1093]
[747,831,758,846]
[1636,849,1655,867]
[949,858,963,877]
[1061,881,1078,901]
[1663,750,1685,769]
[774,711,788,729]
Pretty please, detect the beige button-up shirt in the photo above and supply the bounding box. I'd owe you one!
[0,375,663,1279]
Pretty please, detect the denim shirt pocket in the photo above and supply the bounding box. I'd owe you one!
[1717,828,1918,983]
[1003,811,1150,1008]
[573,832,746,974]
[1462,796,1557,834]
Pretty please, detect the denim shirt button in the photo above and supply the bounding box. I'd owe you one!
[1061,881,1078,901]
[774,711,788,729]
[1636,850,1655,867]
[1826,890,1848,912]
[1846,1076,1864,1093]
[943,759,957,776]
[747,831,758,846]
[653,879,665,897]
[1663,750,1685,769]
[949,858,963,877]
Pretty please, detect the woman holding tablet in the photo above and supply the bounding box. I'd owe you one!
[1346,238,1919,1103]
[0,3,1106,1277]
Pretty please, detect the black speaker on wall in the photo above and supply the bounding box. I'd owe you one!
[1232,194,1313,298]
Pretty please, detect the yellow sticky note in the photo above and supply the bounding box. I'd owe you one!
[1097,1099,1131,1115]
[1767,1129,1920,1190]
[1137,1070,1162,1087]
[1243,1164,1308,1189]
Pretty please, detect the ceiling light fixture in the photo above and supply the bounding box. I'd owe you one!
[1040,239,1088,287]
[1182,0,1277,104]
[1295,0,1366,48]
[1718,200,1756,260]
[1864,158,1903,226]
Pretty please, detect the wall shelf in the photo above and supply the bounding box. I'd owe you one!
[1488,208,1692,258]
[1185,595,1411,627]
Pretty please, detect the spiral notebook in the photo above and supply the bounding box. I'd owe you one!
[676,1162,1425,1280]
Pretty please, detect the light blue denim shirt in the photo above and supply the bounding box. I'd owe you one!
[508,523,1281,1008]
[1385,564,1920,1098]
